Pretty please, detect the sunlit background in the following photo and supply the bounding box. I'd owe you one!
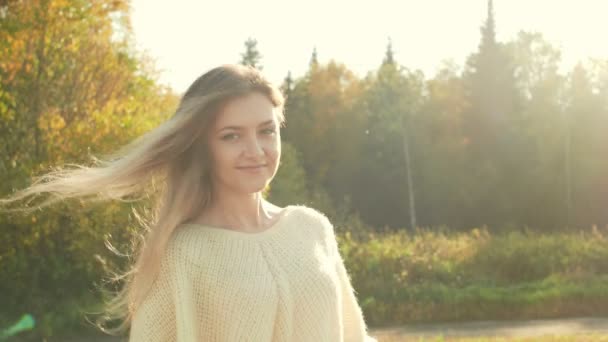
[130,0,608,92]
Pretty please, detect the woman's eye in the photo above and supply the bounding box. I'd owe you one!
[221,129,275,141]
[221,133,238,141]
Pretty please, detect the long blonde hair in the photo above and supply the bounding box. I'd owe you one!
[0,64,285,335]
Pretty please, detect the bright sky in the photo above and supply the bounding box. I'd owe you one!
[130,0,608,94]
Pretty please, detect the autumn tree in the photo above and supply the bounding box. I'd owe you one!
[0,0,178,337]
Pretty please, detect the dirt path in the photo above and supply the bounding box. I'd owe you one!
[59,317,608,341]
[369,316,608,339]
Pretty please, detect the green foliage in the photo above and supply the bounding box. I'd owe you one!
[279,30,608,232]
[267,142,308,205]
[0,200,143,338]
[337,226,608,326]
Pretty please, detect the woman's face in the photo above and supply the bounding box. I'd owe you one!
[207,92,281,195]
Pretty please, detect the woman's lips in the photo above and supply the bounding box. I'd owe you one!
[237,165,267,172]
[237,164,266,169]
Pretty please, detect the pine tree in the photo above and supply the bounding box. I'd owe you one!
[309,46,318,68]
[239,37,263,70]
[382,37,395,66]
[462,0,522,227]
[464,0,519,149]
[281,70,293,96]
[481,0,497,53]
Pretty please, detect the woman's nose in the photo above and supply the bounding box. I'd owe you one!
[244,136,264,156]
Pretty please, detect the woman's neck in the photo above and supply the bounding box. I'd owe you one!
[193,191,282,232]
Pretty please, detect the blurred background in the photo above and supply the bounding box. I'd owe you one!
[1,0,607,340]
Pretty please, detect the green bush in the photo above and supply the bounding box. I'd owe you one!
[336,225,608,326]
[0,199,141,339]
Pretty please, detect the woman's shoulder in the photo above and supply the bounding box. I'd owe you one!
[268,202,326,219]
[286,204,335,234]
[297,205,331,223]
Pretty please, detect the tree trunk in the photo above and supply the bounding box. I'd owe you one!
[402,116,417,232]
[563,111,572,228]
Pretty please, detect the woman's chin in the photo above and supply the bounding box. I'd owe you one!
[239,179,271,194]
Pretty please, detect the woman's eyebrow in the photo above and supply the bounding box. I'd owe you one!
[218,120,275,132]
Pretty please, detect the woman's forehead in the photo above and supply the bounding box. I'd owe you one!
[214,94,277,128]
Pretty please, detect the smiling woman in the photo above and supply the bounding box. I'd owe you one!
[185,91,285,233]
[202,92,282,205]
[0,64,376,341]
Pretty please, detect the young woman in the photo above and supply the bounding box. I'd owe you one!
[1,64,376,341]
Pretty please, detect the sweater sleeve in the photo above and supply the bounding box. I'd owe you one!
[317,212,376,342]
[335,247,377,342]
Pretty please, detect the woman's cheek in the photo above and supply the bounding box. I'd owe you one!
[269,141,281,171]
[266,140,280,160]
[213,143,236,170]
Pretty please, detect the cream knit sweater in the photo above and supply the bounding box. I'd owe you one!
[129,204,377,342]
